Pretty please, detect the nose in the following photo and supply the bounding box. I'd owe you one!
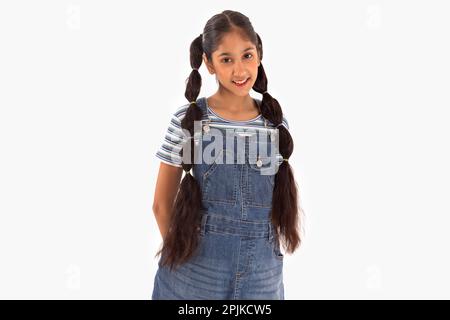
[233,61,248,78]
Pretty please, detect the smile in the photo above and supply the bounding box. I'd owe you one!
[232,78,249,87]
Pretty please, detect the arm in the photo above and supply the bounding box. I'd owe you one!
[152,162,183,239]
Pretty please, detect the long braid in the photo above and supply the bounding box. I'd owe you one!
[253,33,301,253]
[156,34,205,271]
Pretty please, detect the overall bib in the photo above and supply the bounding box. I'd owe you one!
[152,97,284,300]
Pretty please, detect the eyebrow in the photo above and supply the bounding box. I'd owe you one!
[218,47,255,57]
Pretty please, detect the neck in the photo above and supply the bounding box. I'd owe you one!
[214,86,253,112]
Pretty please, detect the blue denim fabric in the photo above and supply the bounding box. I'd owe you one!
[152,97,284,300]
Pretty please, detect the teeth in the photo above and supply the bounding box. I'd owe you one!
[233,78,248,84]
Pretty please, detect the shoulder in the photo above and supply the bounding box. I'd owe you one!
[171,102,190,123]
[165,102,196,133]
[170,98,207,124]
[281,114,290,130]
[255,98,290,130]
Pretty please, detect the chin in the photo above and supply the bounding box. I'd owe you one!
[232,90,250,96]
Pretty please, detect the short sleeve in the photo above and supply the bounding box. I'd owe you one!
[155,103,190,168]
[282,115,289,131]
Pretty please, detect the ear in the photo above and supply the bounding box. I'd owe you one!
[203,53,215,75]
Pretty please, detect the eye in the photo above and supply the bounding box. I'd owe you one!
[221,53,253,64]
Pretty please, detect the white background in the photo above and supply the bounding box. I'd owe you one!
[0,0,449,299]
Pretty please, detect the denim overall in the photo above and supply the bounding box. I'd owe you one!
[152,97,284,300]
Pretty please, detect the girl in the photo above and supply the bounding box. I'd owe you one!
[152,10,302,300]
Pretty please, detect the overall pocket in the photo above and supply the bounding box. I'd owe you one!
[246,155,277,208]
[273,241,284,260]
[202,149,238,204]
[270,234,284,261]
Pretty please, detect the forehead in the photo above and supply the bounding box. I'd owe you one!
[214,31,256,56]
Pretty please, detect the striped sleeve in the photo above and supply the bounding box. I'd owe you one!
[155,103,190,167]
[282,115,289,130]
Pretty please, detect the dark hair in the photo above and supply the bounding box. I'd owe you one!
[156,10,302,271]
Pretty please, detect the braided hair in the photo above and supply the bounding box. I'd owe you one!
[156,10,301,271]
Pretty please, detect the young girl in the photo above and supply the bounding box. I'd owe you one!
[152,10,302,300]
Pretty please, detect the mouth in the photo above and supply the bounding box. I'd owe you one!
[232,78,250,87]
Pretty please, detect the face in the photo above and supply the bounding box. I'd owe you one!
[203,31,261,97]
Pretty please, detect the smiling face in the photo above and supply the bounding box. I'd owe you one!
[203,30,261,97]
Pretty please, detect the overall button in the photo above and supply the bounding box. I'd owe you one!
[203,124,210,133]
[256,158,263,167]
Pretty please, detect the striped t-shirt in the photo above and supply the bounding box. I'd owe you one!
[155,96,290,168]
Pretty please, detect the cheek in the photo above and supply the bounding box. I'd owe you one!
[216,70,231,80]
